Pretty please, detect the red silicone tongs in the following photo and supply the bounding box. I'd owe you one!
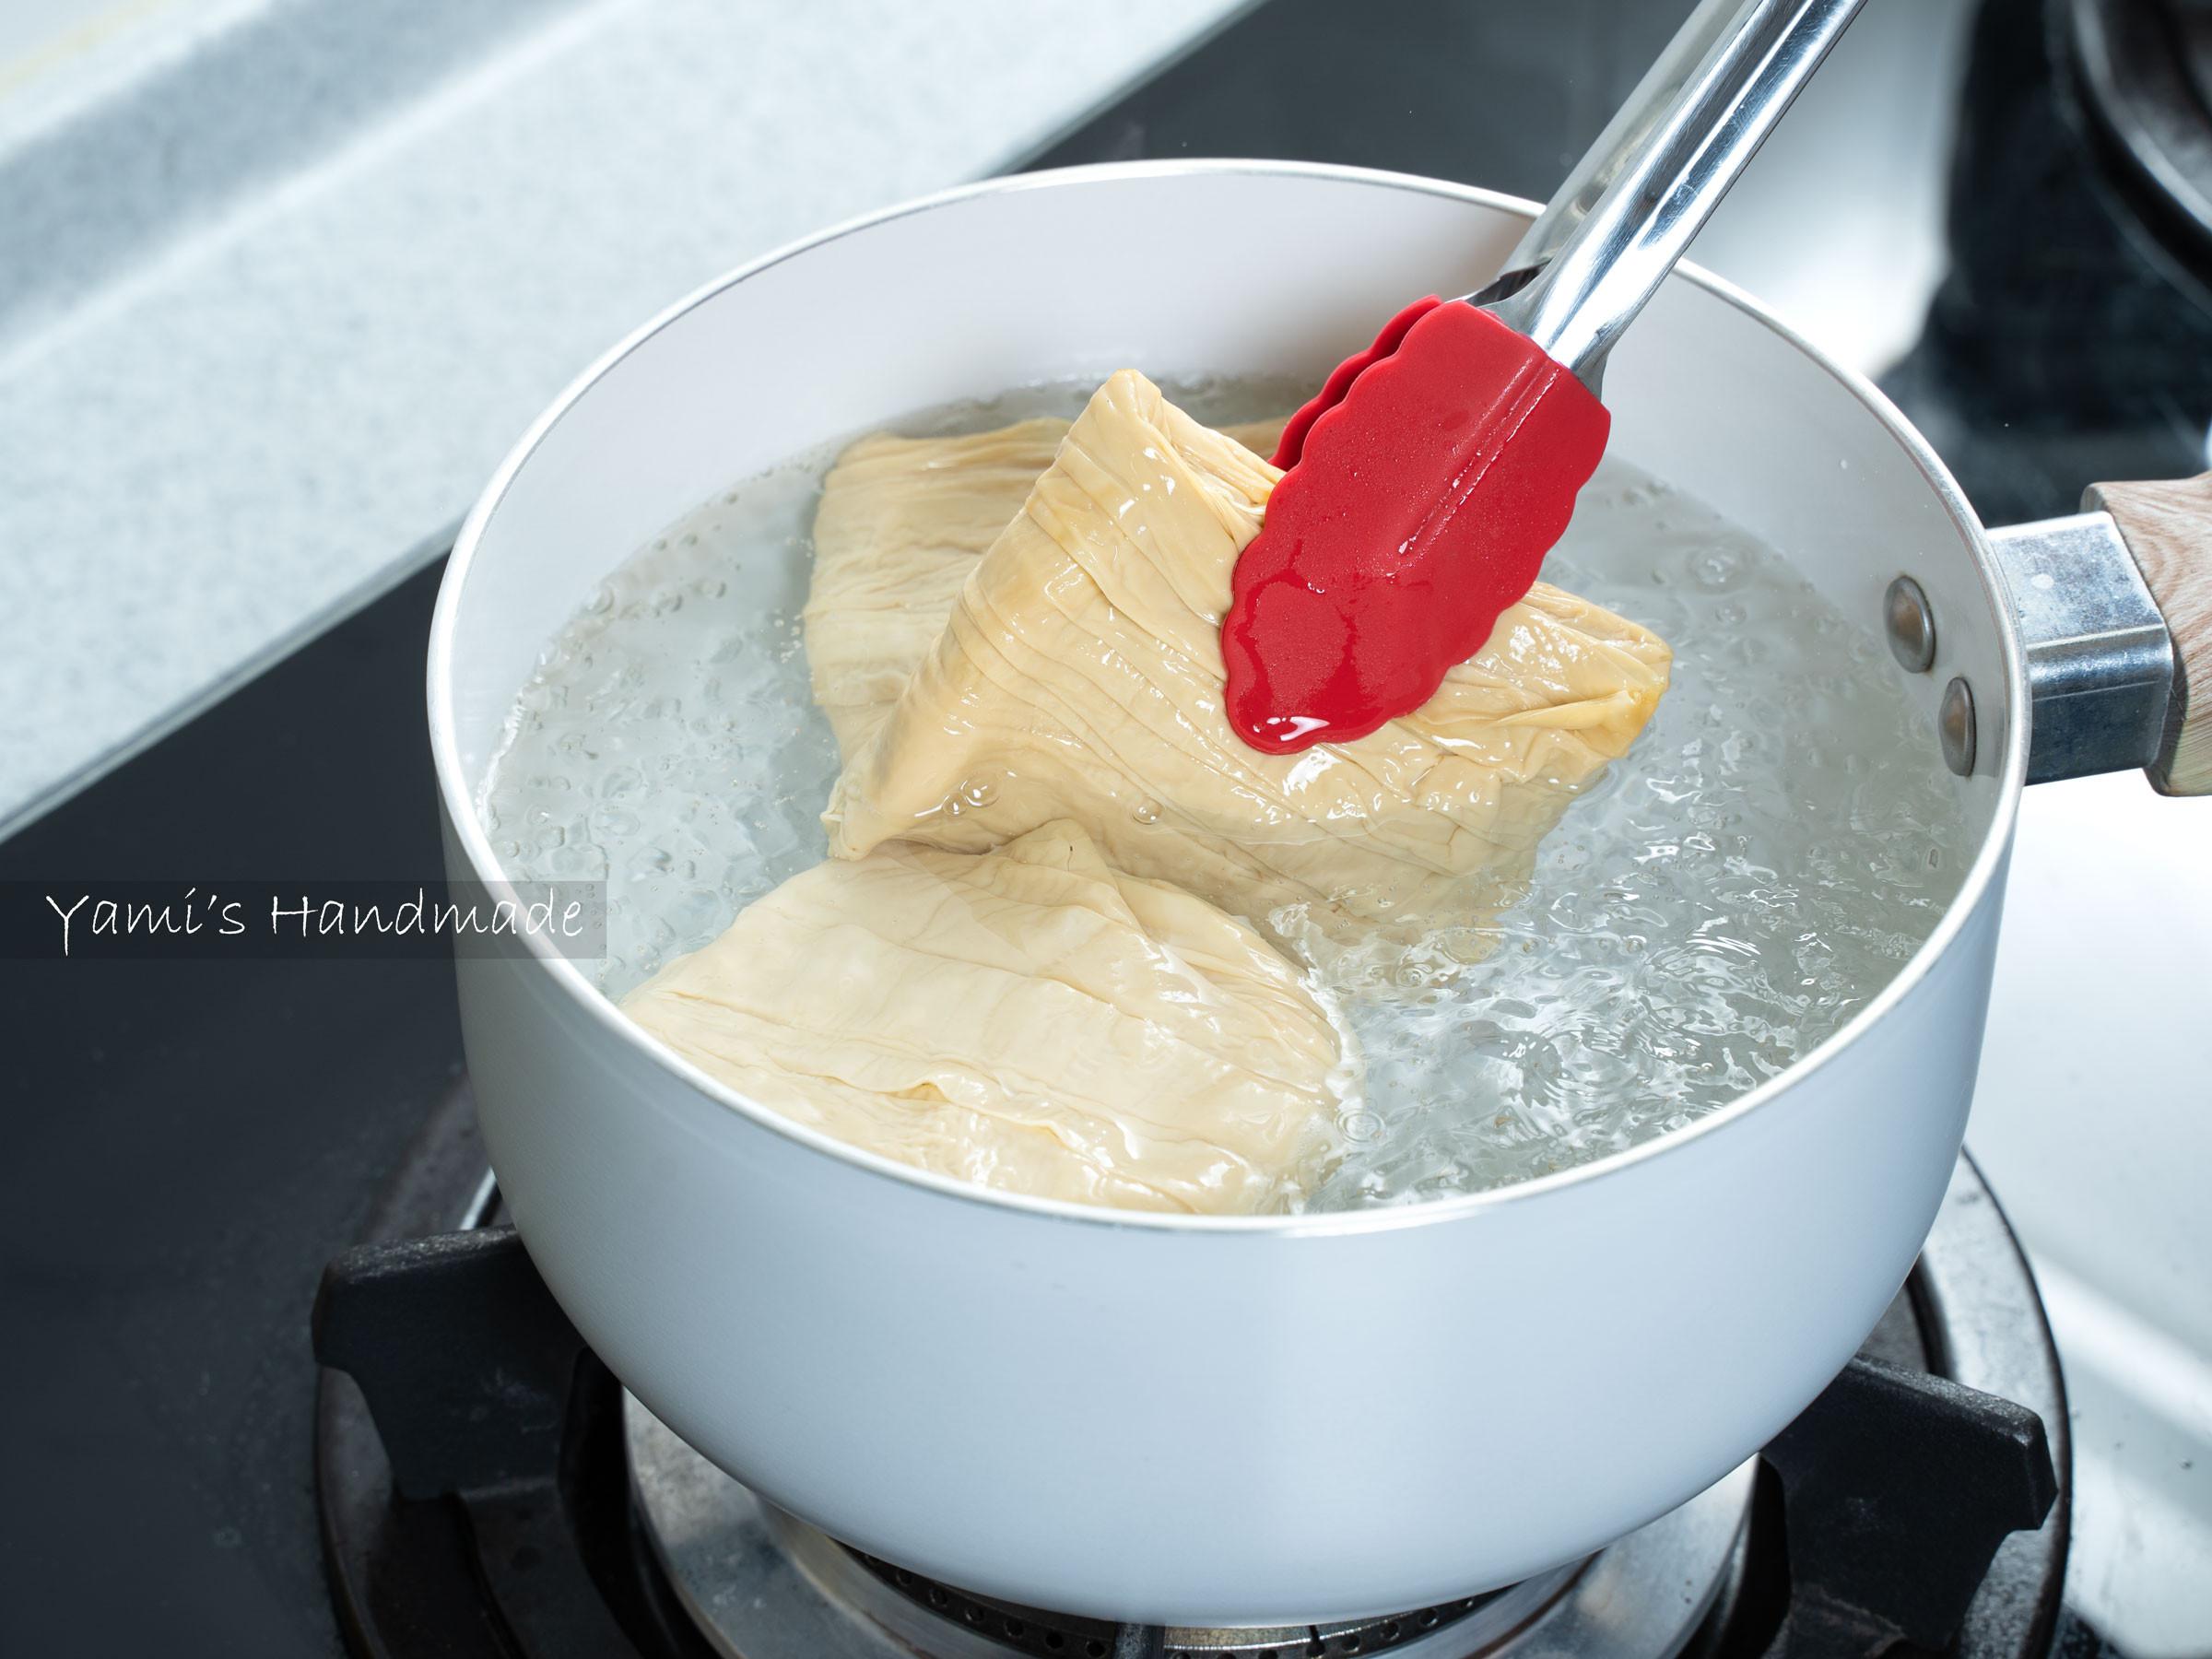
[1223,0,1866,754]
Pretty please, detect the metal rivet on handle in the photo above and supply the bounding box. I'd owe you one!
[1884,576,1936,672]
[1939,677,1977,776]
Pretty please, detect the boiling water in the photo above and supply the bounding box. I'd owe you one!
[482,378,1970,1206]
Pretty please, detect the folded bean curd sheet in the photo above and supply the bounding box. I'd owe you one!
[620,820,1348,1215]
[816,371,1672,947]
[804,413,1288,758]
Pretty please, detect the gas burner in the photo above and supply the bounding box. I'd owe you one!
[312,1083,2073,1659]
[2069,0,2212,258]
[624,1399,1751,1659]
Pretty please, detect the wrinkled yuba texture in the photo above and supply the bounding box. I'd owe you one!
[806,414,1288,758]
[822,371,1673,947]
[805,417,1068,759]
[620,820,1346,1215]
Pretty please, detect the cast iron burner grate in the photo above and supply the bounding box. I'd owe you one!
[310,1083,2078,1659]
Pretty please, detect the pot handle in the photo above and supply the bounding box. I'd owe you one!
[2087,472,2212,795]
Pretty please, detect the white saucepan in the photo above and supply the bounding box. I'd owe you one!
[426,162,2207,1626]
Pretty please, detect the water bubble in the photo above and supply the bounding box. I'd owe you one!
[1688,547,1747,592]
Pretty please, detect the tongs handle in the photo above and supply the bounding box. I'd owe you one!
[1469,0,1865,394]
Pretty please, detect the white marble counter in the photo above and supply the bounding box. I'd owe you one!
[0,0,1245,830]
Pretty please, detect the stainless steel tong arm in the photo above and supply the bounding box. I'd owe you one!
[1470,0,1866,393]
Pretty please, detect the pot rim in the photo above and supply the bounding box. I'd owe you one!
[428,158,2030,1238]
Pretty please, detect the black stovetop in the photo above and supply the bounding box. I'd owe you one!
[5,0,2201,1653]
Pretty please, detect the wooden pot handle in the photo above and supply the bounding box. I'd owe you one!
[2085,472,2212,795]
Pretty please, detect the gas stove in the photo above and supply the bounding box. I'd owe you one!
[2,2,2204,1655]
[310,1086,2073,1659]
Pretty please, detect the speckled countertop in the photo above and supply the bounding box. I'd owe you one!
[0,0,1247,831]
